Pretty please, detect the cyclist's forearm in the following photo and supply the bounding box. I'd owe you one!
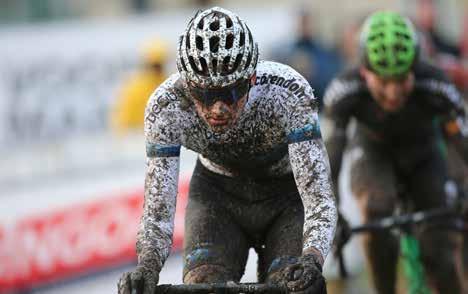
[136,157,179,273]
[289,140,338,261]
[325,129,347,198]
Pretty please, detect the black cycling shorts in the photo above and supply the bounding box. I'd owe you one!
[183,160,304,282]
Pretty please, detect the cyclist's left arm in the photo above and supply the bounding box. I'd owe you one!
[138,82,182,281]
[426,76,468,165]
[285,78,337,265]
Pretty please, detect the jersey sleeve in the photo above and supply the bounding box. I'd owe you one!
[416,66,465,117]
[323,73,361,198]
[136,76,183,274]
[281,66,337,262]
[419,68,468,165]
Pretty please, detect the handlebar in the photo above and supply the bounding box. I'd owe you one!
[350,206,465,233]
[153,283,288,294]
[334,204,467,278]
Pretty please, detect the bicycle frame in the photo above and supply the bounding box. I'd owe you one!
[400,234,430,294]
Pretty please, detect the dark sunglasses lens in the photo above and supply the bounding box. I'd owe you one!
[189,80,250,106]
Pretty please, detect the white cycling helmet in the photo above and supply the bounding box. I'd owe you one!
[177,7,259,89]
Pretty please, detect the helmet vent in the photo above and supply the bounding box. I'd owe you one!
[210,36,220,53]
[244,51,252,70]
[226,16,233,28]
[212,59,218,74]
[231,54,242,73]
[197,19,204,29]
[199,57,208,75]
[226,34,234,49]
[377,59,388,68]
[186,36,191,49]
[247,28,253,45]
[196,36,204,50]
[394,44,407,52]
[180,56,188,71]
[239,32,245,46]
[396,31,411,41]
[188,56,197,73]
[221,56,231,74]
[210,19,220,31]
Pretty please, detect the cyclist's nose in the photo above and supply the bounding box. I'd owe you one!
[385,82,404,101]
[210,101,230,116]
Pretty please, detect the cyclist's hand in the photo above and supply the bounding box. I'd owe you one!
[118,266,159,294]
[269,254,326,294]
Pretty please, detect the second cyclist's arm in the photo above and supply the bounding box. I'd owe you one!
[322,77,355,200]
[421,71,468,165]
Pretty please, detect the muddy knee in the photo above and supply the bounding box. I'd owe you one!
[183,248,242,283]
[183,264,231,283]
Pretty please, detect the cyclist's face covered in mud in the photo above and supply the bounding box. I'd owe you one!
[360,67,415,113]
[189,77,253,132]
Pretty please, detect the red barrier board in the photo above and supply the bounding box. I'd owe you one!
[0,176,190,293]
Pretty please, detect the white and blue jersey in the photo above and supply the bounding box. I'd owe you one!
[138,60,337,272]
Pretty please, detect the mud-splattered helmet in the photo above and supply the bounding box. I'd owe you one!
[177,6,259,91]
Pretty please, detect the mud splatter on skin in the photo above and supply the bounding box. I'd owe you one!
[139,61,337,273]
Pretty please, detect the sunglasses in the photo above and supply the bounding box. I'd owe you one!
[188,79,251,107]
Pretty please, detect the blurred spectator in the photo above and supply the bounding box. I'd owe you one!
[131,0,150,13]
[272,9,343,110]
[111,38,168,134]
[435,7,468,95]
[415,0,460,57]
[337,17,364,67]
[461,7,468,59]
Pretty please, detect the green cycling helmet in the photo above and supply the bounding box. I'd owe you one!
[360,11,418,78]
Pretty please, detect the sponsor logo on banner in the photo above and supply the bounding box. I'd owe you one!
[0,176,189,292]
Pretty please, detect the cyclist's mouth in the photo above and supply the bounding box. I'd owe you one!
[385,100,404,111]
[207,117,229,126]
[386,101,400,109]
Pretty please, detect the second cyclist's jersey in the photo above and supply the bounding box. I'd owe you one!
[325,61,464,147]
[324,60,466,178]
[138,61,337,273]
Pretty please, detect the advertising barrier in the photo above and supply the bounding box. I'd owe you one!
[0,176,190,293]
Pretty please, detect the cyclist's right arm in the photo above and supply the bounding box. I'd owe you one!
[119,77,183,294]
[323,76,358,200]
